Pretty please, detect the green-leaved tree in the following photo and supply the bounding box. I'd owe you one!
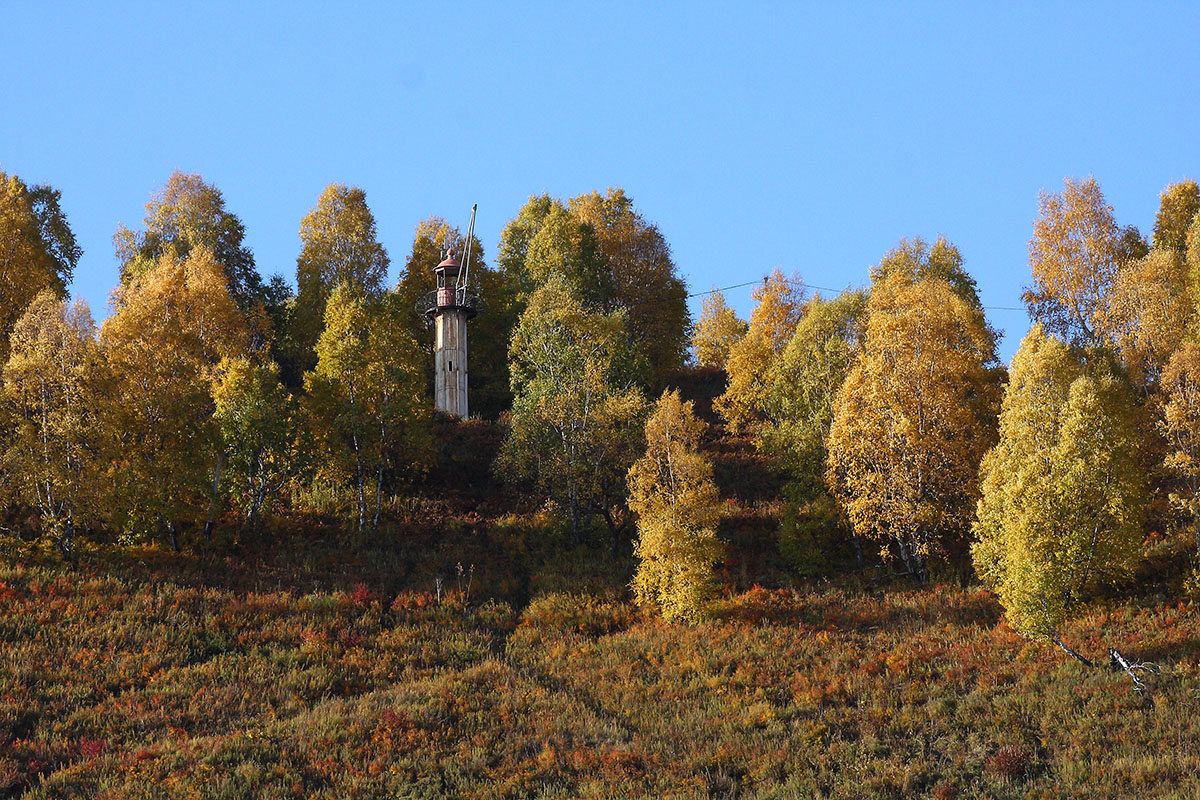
[498,276,649,550]
[973,326,1145,663]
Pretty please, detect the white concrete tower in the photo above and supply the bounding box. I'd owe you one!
[425,248,479,418]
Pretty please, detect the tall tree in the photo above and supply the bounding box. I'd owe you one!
[1,292,103,554]
[1098,248,1192,391]
[691,289,748,369]
[1160,341,1200,567]
[498,276,648,549]
[628,390,724,622]
[305,286,428,534]
[760,289,868,572]
[212,357,302,531]
[0,172,77,360]
[870,236,981,309]
[291,184,389,375]
[497,189,690,384]
[714,269,806,432]
[1153,180,1200,253]
[100,247,249,550]
[1022,176,1145,345]
[570,188,690,381]
[114,171,264,310]
[395,217,516,419]
[973,327,1144,663]
[827,274,1001,581]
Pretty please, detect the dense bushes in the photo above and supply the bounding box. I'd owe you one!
[2,559,1198,798]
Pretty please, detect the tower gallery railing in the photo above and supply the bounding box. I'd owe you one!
[417,288,485,319]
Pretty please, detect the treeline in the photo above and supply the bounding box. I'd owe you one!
[0,170,689,554]
[3,167,1199,661]
[693,176,1200,659]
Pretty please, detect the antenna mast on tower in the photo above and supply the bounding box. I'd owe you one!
[457,203,477,302]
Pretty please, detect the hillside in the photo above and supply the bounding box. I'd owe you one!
[2,371,1199,799]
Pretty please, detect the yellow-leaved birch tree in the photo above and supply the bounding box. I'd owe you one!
[826,275,1001,581]
[628,390,723,621]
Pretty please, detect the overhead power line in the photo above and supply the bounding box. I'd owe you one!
[685,276,1027,313]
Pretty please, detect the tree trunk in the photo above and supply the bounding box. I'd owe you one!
[204,453,223,542]
[852,533,865,571]
[167,521,180,554]
[355,454,366,537]
[895,538,927,584]
[570,504,582,547]
[373,462,384,532]
[1050,629,1094,667]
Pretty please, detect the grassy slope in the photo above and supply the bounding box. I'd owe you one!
[2,371,1199,799]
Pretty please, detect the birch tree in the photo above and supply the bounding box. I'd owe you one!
[1,292,104,554]
[826,274,1001,581]
[498,276,648,550]
[973,326,1144,663]
[628,390,723,621]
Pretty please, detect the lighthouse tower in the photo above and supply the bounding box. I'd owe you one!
[419,209,484,418]
[430,249,472,416]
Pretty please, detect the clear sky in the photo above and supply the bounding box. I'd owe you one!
[4,1,1197,362]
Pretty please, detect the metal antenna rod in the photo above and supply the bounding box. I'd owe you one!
[458,204,477,295]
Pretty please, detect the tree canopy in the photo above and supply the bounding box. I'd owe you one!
[497,189,690,384]
[628,389,723,622]
[1023,176,1147,345]
[714,269,806,432]
[973,327,1144,658]
[115,171,263,310]
[827,274,1001,580]
[691,289,748,369]
[0,172,78,360]
[291,184,390,376]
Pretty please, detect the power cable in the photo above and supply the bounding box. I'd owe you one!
[685,276,1027,313]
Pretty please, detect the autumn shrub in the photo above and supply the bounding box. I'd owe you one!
[985,743,1032,781]
[516,592,636,640]
[4,541,1200,798]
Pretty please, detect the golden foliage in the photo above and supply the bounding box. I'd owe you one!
[1,292,103,552]
[1161,341,1200,559]
[100,247,249,542]
[628,390,723,621]
[1153,179,1200,252]
[570,189,690,378]
[690,290,747,369]
[1098,248,1192,389]
[0,173,68,361]
[826,275,1000,578]
[714,270,805,432]
[972,327,1144,642]
[113,171,261,311]
[1023,177,1129,344]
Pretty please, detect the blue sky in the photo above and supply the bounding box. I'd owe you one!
[4,2,1197,362]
